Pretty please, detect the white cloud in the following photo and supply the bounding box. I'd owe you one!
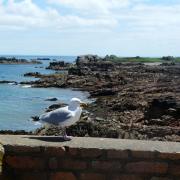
[48,0,130,15]
[0,0,180,41]
[47,0,180,35]
[124,4,180,33]
[0,0,57,29]
[0,0,118,31]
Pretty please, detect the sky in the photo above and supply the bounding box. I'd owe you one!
[0,0,180,56]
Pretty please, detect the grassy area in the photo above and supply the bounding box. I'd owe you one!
[175,57,180,62]
[105,55,180,63]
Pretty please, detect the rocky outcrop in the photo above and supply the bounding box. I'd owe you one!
[162,56,175,61]
[0,80,18,84]
[37,58,50,60]
[24,72,42,78]
[76,55,115,72]
[0,57,42,64]
[46,61,71,70]
[76,55,102,65]
[45,97,58,101]
[31,116,40,121]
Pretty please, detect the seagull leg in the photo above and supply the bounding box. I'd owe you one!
[62,127,72,141]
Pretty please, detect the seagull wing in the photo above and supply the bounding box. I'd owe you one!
[39,107,73,125]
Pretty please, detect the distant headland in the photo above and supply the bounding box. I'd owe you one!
[0,57,42,64]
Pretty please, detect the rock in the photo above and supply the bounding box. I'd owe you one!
[91,88,117,97]
[24,72,42,77]
[46,61,70,70]
[144,96,178,120]
[0,57,41,64]
[76,55,101,65]
[161,62,175,66]
[162,56,175,61]
[168,108,177,115]
[68,67,84,76]
[46,103,67,112]
[95,117,105,121]
[0,80,17,84]
[31,116,40,121]
[45,97,58,101]
[37,58,50,60]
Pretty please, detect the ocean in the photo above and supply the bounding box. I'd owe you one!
[0,56,89,131]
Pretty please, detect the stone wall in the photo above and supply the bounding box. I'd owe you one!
[0,135,180,180]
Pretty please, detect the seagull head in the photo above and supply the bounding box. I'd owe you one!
[69,98,87,110]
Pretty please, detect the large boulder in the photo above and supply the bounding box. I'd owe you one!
[46,61,70,70]
[75,55,115,72]
[76,55,102,66]
[162,56,175,61]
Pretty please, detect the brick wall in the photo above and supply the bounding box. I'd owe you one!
[0,135,180,180]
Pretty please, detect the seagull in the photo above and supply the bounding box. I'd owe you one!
[39,97,87,140]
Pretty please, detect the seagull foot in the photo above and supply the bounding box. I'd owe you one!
[63,135,72,141]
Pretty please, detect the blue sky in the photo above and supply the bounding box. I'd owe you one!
[0,0,180,56]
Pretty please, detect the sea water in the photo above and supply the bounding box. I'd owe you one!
[0,56,89,131]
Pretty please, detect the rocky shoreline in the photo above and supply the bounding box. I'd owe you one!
[2,55,180,142]
[0,57,42,64]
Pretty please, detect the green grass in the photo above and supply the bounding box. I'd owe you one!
[174,57,180,62]
[105,55,180,63]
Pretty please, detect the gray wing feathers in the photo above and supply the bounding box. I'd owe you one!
[40,108,73,125]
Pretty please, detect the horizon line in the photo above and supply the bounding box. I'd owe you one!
[0,54,179,58]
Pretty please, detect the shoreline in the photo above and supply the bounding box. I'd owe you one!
[1,55,180,142]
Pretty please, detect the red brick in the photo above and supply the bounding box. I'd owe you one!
[5,156,45,170]
[67,148,78,156]
[80,173,106,180]
[158,153,180,160]
[112,174,144,180]
[92,160,121,171]
[60,159,87,170]
[49,157,58,169]
[131,151,155,159]
[125,161,168,174]
[169,165,180,175]
[0,174,11,180]
[50,172,76,180]
[5,145,41,154]
[19,173,47,180]
[80,148,103,158]
[44,147,65,156]
[107,150,129,159]
[150,177,172,180]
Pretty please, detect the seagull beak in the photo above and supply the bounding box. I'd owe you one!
[80,102,87,108]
